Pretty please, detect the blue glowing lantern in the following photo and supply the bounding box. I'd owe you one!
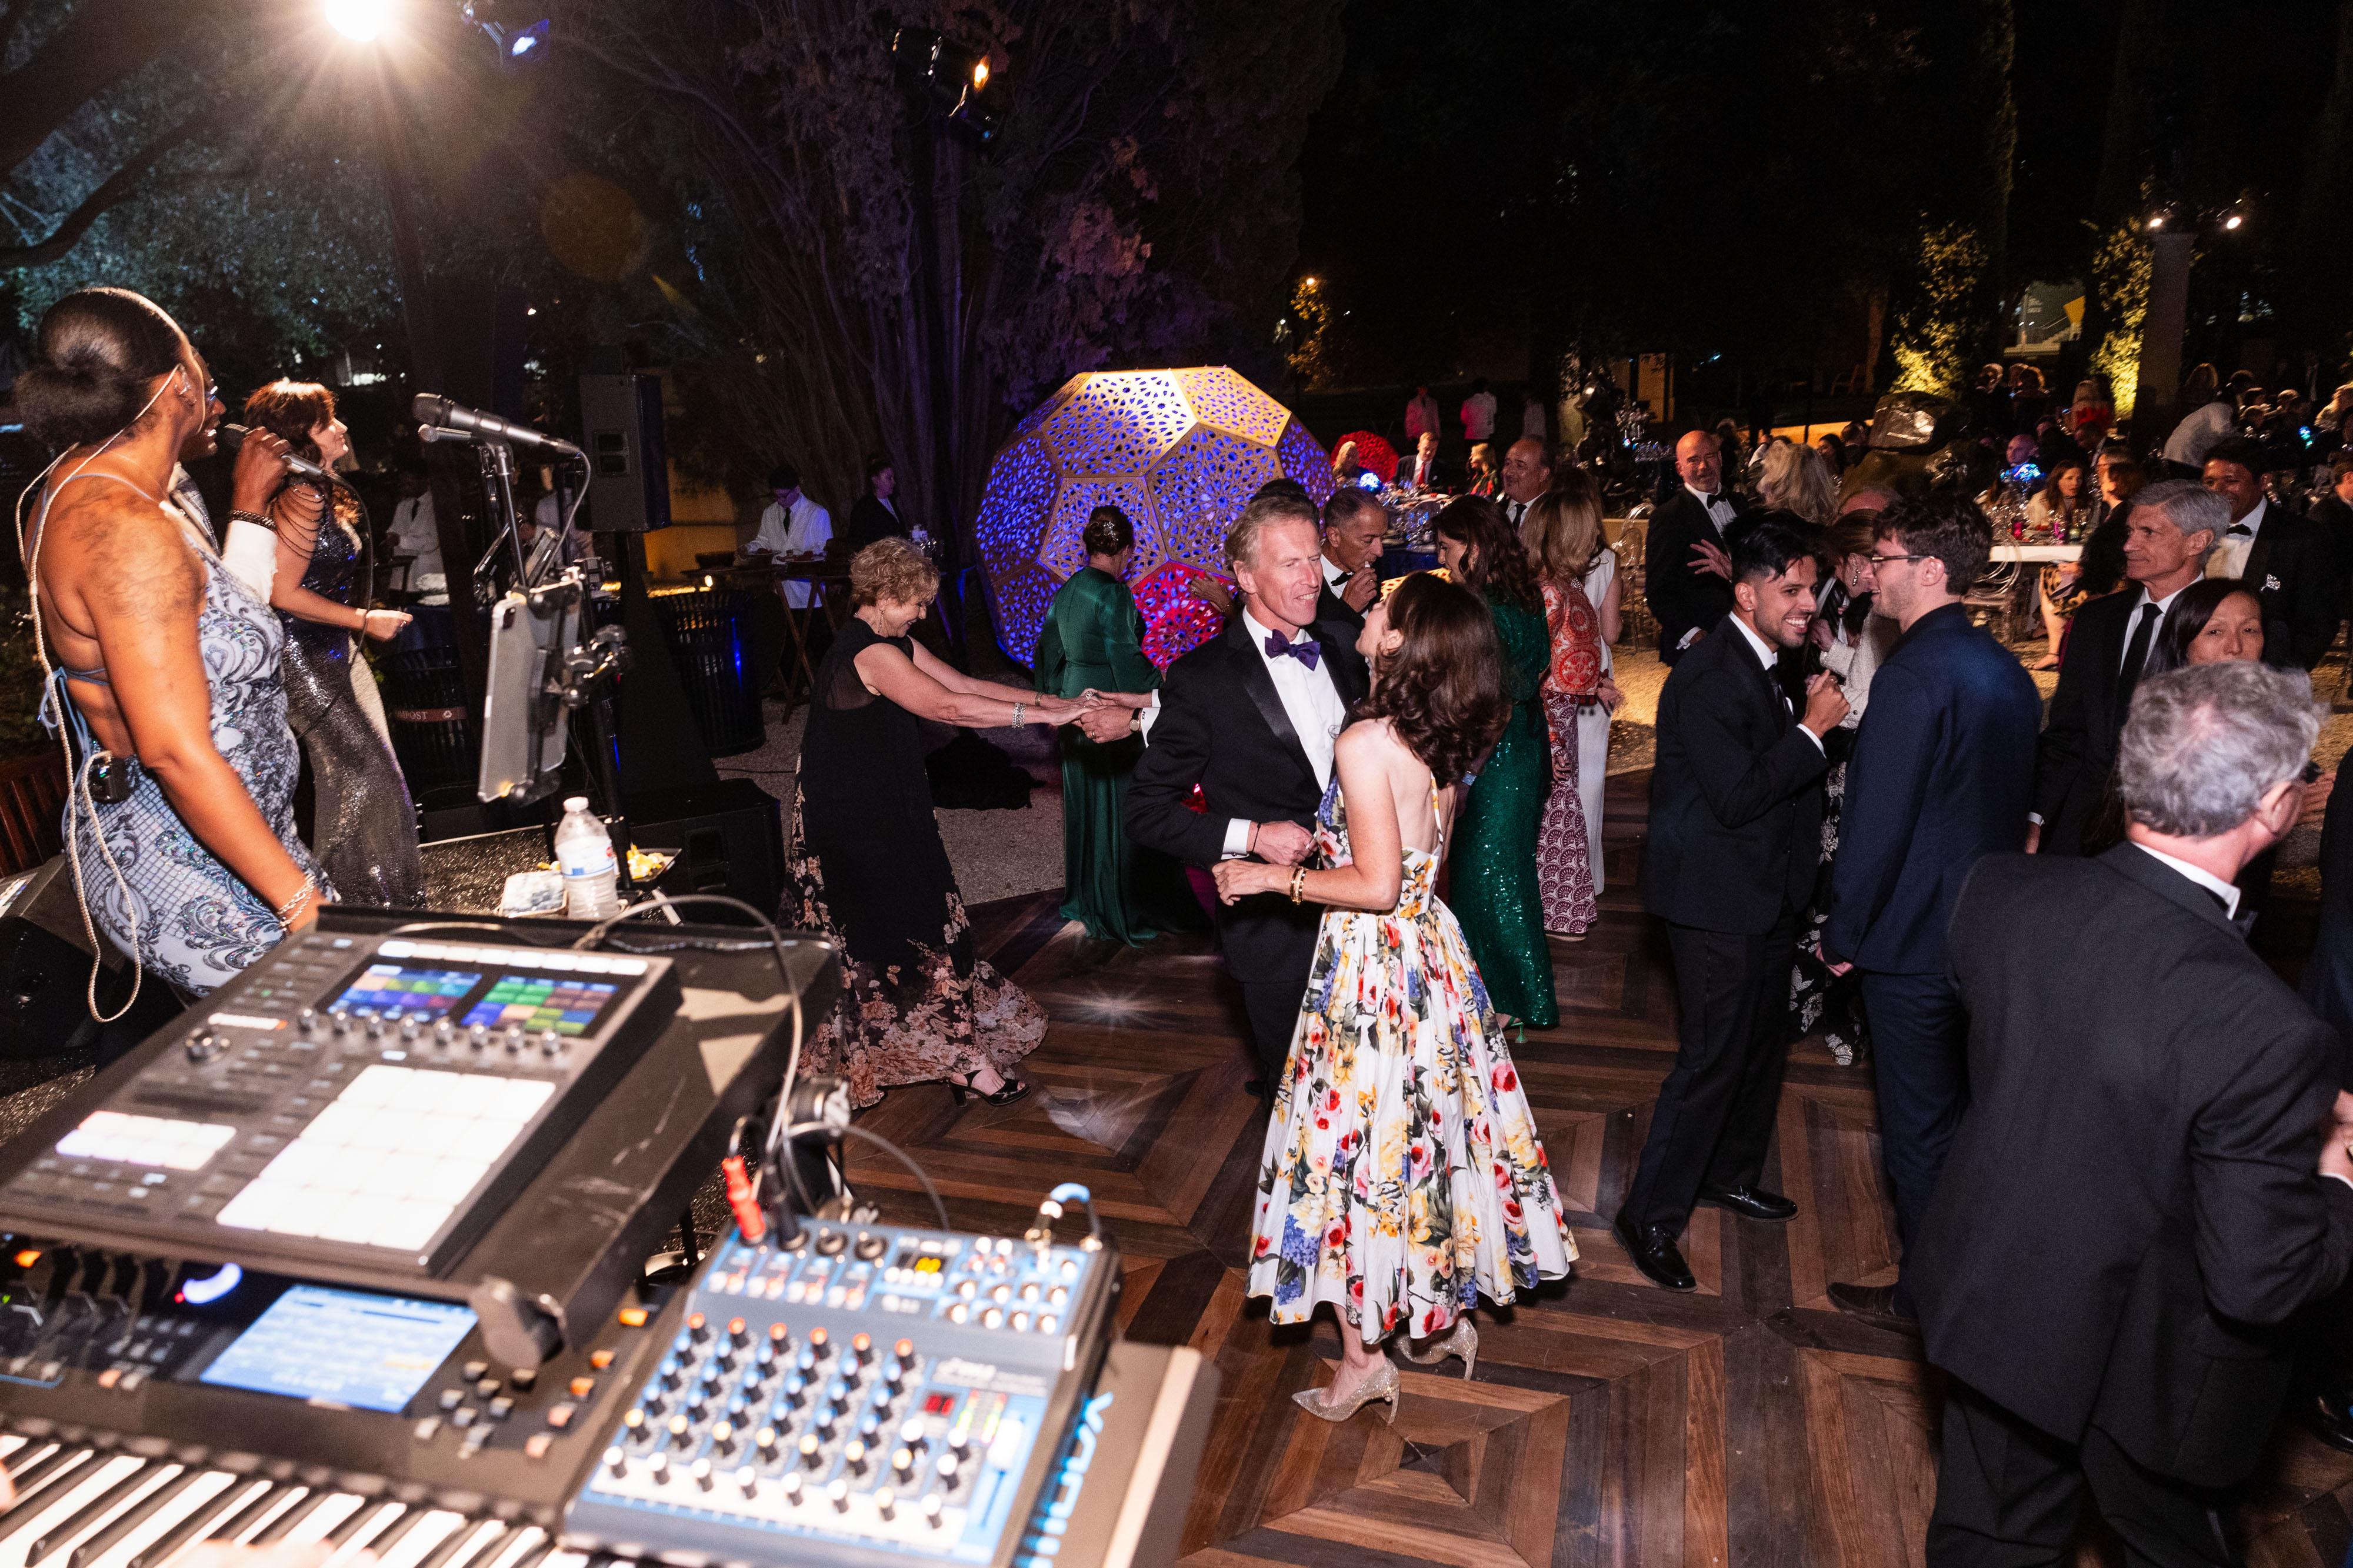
[974,368,1334,664]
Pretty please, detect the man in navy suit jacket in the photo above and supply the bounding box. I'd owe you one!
[1821,493,2043,1324]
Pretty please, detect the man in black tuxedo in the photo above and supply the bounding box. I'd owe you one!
[842,455,908,553]
[1644,429,1743,665]
[1917,660,2353,1566]
[2306,452,2353,620]
[1127,494,1369,1091]
[1616,518,1849,1290]
[2202,439,2337,669]
[1494,437,1553,533]
[2029,481,2222,856]
[1818,495,2042,1324]
[1315,488,1386,651]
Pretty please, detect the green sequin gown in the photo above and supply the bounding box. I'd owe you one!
[1035,566,1195,943]
[1452,595,1558,1028]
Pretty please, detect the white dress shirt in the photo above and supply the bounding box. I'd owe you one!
[1727,612,1824,752]
[2208,496,2268,581]
[387,492,444,589]
[1220,607,1349,858]
[2120,582,2189,669]
[747,493,834,607]
[1321,553,1354,596]
[1461,391,1497,441]
[2131,843,2241,918]
[1685,483,1737,535]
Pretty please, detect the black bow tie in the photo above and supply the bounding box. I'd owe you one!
[2227,523,2254,537]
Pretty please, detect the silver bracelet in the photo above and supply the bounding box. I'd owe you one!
[1012,700,1025,726]
[274,875,316,922]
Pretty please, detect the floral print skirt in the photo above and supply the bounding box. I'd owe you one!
[1247,875,1577,1345]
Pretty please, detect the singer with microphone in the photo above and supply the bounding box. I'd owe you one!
[241,381,425,909]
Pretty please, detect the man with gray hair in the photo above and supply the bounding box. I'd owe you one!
[2028,478,2224,856]
[1915,661,2353,1565]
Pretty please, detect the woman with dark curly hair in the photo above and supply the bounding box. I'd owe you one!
[1216,572,1575,1423]
[244,379,422,907]
[1431,496,1557,1029]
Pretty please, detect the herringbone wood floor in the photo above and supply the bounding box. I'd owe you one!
[841,772,2353,1566]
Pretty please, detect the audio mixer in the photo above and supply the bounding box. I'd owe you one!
[0,932,678,1279]
[565,1217,1118,1568]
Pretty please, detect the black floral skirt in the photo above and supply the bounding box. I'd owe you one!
[1788,759,1870,1065]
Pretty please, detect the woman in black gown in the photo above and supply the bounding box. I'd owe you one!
[245,381,424,908]
[786,538,1091,1108]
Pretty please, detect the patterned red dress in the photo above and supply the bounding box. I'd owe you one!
[1535,579,1602,936]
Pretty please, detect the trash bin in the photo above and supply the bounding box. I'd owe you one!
[652,589,766,758]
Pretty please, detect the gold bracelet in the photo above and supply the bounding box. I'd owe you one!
[1288,866,1307,904]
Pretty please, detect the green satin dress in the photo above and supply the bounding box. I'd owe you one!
[1035,567,1193,943]
[1452,594,1558,1028]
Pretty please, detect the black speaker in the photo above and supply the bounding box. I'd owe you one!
[577,373,671,533]
[0,859,122,1059]
[628,779,786,920]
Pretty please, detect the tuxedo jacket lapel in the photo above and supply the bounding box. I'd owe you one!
[2245,530,2273,588]
[1227,618,1318,791]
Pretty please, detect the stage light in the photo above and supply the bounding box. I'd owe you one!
[972,59,990,89]
[325,0,391,41]
[2220,205,2247,232]
[2146,212,2167,232]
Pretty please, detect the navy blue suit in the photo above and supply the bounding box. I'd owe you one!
[1824,600,2042,1309]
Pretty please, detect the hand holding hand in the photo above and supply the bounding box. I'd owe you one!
[1035,696,1087,727]
[1252,820,1313,866]
[1211,860,1278,905]
[1075,706,1131,743]
[1690,540,1732,581]
[1342,566,1379,612]
[1799,671,1849,736]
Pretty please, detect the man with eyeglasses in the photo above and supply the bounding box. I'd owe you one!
[1816,493,2041,1327]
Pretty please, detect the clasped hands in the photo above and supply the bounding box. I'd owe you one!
[1070,688,1151,742]
[1209,820,1314,904]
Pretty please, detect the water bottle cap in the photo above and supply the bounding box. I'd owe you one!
[564,796,589,812]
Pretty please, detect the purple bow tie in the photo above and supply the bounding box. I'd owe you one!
[1264,630,1322,670]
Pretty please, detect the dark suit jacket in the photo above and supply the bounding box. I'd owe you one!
[1824,603,2042,974]
[1918,847,2353,1486]
[2308,493,2353,605]
[1644,488,1740,665]
[2031,586,2145,856]
[2237,502,2337,669]
[1126,612,1368,983]
[2301,768,2353,1087]
[1644,620,1828,933]
[843,495,908,555]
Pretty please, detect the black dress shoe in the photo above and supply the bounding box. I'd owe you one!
[1828,1281,1917,1325]
[1699,1183,1798,1222]
[2301,1390,2353,1454]
[1612,1212,1697,1291]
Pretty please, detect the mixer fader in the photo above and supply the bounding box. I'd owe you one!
[566,1219,1115,1568]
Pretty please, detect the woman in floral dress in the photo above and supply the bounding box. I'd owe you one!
[1215,573,1578,1424]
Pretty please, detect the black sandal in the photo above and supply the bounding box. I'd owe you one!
[946,1072,1030,1106]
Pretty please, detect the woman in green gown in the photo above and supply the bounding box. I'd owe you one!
[1035,506,1191,943]
[1432,497,1558,1029]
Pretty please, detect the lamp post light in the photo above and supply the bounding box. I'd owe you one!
[2133,196,2249,451]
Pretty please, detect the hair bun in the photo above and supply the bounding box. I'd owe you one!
[15,362,156,450]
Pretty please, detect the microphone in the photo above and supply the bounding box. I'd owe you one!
[410,393,582,456]
[216,423,338,485]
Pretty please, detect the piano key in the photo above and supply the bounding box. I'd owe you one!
[348,1506,431,1566]
[415,1520,505,1568]
[0,1439,28,1464]
[248,1491,331,1547]
[4,1450,91,1515]
[473,1525,546,1568]
[66,1469,202,1568]
[4,1444,59,1485]
[201,1483,301,1546]
[277,1495,363,1547]
[124,1479,267,1568]
[324,1500,398,1550]
[372,1513,466,1568]
[0,1456,145,1568]
[75,1474,232,1568]
[32,1462,176,1563]
[533,1551,592,1568]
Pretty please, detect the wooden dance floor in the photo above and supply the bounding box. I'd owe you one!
[841,771,2353,1567]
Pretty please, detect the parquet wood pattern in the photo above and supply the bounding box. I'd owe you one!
[841,772,2353,1566]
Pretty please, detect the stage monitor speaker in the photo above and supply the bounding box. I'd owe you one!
[578,372,671,533]
[0,858,123,1059]
[628,779,785,920]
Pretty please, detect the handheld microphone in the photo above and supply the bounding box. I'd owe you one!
[215,423,339,484]
[410,393,583,456]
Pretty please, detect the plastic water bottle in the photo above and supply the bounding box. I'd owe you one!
[553,796,621,920]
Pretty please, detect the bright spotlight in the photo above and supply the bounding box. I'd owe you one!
[972,59,990,89]
[325,0,389,41]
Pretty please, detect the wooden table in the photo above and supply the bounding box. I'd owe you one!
[725,558,854,720]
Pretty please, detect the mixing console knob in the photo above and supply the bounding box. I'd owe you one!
[692,1458,716,1492]
[734,1466,760,1499]
[891,1447,915,1478]
[605,1446,628,1476]
[754,1427,778,1458]
[366,1014,386,1037]
[669,1415,694,1447]
[956,1280,977,1300]
[298,1006,319,1032]
[948,1304,969,1325]
[874,1489,896,1520]
[898,1418,926,1449]
[848,1330,872,1362]
[623,1409,648,1434]
[755,1344,779,1372]
[947,1432,971,1459]
[504,1026,526,1053]
[779,1474,804,1506]
[870,1385,892,1412]
[921,1494,945,1527]
[843,1440,868,1473]
[728,1316,750,1345]
[796,1349,819,1374]
[645,1453,669,1482]
[1012,1312,1031,1332]
[1061,1259,1079,1278]
[330,1007,352,1032]
[828,1479,851,1513]
[779,1373,806,1407]
[806,1326,829,1351]
[798,1434,824,1467]
[1049,1286,1068,1307]
[658,1357,684,1388]
[990,1284,1011,1305]
[894,1337,915,1362]
[469,1023,490,1050]
[982,1308,1004,1329]
[1020,1282,1040,1302]
[826,1378,850,1406]
[400,1017,421,1042]
[688,1312,711,1340]
[682,1390,710,1419]
[435,1018,455,1046]
[936,1453,960,1483]
[769,1322,792,1346]
[538,1029,561,1055]
[857,1414,882,1442]
[710,1421,736,1455]
[1041,1315,1058,1335]
[184,1032,225,1063]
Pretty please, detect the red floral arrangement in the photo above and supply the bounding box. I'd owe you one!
[1334,429,1399,485]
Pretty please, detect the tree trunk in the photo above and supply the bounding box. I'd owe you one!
[2289,0,2353,354]
[1976,0,2018,362]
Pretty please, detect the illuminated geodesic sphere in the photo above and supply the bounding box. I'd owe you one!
[974,368,1335,664]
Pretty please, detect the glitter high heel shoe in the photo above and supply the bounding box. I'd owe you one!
[1400,1319,1478,1380]
[1291,1356,1400,1424]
